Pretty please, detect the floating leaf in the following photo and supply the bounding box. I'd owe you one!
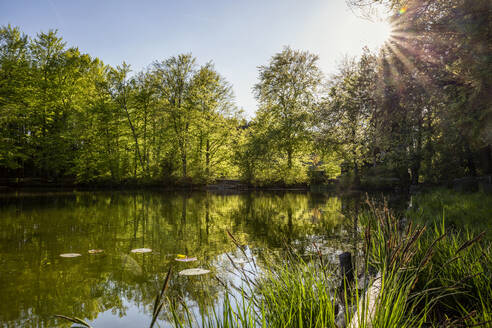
[130,248,152,253]
[88,249,104,254]
[178,268,211,276]
[60,253,81,258]
[175,257,197,262]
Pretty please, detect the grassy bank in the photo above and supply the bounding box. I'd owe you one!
[407,188,492,239]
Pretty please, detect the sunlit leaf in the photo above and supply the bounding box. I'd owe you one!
[59,253,82,258]
[178,268,211,276]
[175,257,197,262]
[130,248,152,253]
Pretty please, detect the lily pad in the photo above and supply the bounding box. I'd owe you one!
[88,249,104,254]
[130,248,152,253]
[175,257,197,262]
[178,268,211,276]
[60,253,81,258]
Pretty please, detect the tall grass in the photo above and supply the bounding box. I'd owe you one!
[167,292,260,328]
[252,254,338,327]
[405,189,492,326]
[408,221,491,326]
[361,197,491,327]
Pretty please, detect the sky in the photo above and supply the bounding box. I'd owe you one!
[1,0,391,117]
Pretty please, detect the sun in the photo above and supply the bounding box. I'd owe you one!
[371,19,394,48]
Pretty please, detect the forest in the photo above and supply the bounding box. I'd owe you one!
[0,0,490,187]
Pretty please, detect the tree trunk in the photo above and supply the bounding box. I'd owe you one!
[411,117,423,185]
[486,145,492,174]
[206,138,210,178]
[143,104,149,177]
[181,151,187,178]
[464,141,477,177]
[123,102,145,175]
[353,160,360,186]
[410,163,420,185]
[287,147,293,169]
[205,197,210,236]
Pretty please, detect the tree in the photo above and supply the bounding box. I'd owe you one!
[318,50,378,184]
[254,47,323,170]
[154,54,197,178]
[29,30,96,179]
[189,63,236,180]
[106,63,148,178]
[0,25,30,172]
[133,70,160,177]
[347,0,492,180]
[0,27,249,184]
[71,58,123,182]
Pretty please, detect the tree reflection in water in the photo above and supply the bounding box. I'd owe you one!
[0,190,405,327]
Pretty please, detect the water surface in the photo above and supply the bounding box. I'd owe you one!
[0,190,399,327]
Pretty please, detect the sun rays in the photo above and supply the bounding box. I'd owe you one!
[377,8,440,90]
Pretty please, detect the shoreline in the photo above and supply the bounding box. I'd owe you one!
[2,174,490,194]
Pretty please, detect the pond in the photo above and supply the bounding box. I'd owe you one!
[0,190,407,327]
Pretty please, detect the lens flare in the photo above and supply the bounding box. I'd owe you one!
[399,6,408,15]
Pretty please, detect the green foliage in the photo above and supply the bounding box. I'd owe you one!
[2,0,491,187]
[0,27,241,184]
[251,257,338,327]
[411,223,491,325]
[317,49,378,182]
[234,47,324,184]
[0,25,30,170]
[253,47,322,170]
[312,0,492,186]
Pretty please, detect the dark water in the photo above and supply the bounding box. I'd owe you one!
[0,190,407,327]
